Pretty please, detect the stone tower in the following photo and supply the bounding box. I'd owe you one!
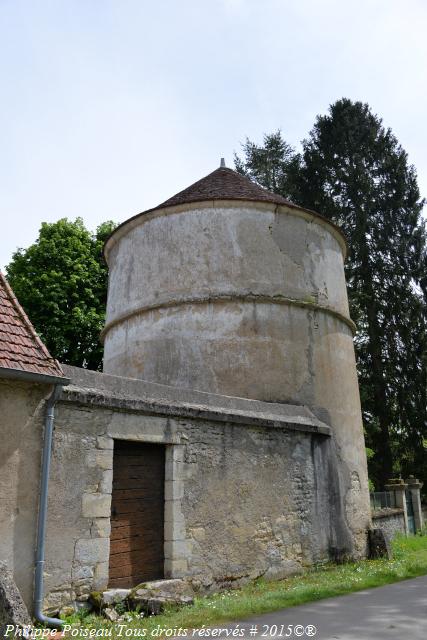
[102,164,371,556]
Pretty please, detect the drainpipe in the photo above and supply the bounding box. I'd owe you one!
[34,383,66,628]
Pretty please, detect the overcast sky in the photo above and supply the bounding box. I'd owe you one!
[1,0,426,270]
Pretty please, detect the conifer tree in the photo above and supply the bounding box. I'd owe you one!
[234,131,301,200]
[235,99,427,487]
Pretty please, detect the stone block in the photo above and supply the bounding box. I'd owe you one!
[102,589,131,606]
[74,538,109,565]
[134,579,193,596]
[164,540,190,559]
[99,470,113,494]
[164,501,185,522]
[164,517,186,541]
[82,493,111,518]
[189,527,206,542]
[165,480,184,501]
[43,588,74,615]
[172,447,185,463]
[97,436,114,450]
[104,607,119,622]
[74,579,92,598]
[91,518,111,539]
[165,459,184,480]
[71,565,94,581]
[263,561,301,581]
[86,450,113,470]
[129,579,194,615]
[93,562,109,590]
[166,559,188,576]
[96,450,113,470]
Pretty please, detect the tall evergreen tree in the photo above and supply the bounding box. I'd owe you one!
[234,131,301,200]
[235,100,427,488]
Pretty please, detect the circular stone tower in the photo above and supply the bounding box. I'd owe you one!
[102,164,370,555]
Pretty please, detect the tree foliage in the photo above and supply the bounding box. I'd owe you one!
[6,218,116,370]
[234,131,300,200]
[235,99,427,488]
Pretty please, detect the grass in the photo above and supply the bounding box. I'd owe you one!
[60,533,427,638]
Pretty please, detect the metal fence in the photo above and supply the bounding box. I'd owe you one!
[370,491,396,510]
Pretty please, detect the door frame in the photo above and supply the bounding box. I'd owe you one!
[109,435,187,582]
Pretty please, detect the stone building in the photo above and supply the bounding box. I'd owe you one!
[0,164,371,617]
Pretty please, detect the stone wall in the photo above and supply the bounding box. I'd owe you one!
[102,202,371,562]
[0,379,50,608]
[372,509,406,539]
[41,365,354,613]
[0,366,369,615]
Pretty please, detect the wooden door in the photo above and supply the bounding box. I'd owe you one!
[109,441,165,588]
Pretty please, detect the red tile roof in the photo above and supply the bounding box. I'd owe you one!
[157,166,294,209]
[0,272,64,379]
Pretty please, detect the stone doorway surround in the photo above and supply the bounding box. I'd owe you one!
[79,430,186,592]
[109,440,165,587]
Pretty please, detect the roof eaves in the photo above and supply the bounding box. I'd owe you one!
[0,272,65,379]
[0,366,70,385]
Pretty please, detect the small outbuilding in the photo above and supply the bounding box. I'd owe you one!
[0,164,371,617]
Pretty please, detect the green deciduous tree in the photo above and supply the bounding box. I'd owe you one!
[235,99,427,488]
[6,217,116,370]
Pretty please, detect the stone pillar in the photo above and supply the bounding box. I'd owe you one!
[164,445,189,578]
[406,476,424,532]
[384,478,408,534]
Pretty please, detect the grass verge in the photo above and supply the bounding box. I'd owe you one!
[62,533,427,637]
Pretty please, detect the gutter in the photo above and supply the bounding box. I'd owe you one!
[0,367,69,386]
[34,380,69,628]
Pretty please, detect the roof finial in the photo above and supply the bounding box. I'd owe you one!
[220,157,226,168]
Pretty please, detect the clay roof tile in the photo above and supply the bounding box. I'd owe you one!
[0,272,64,379]
[156,166,293,209]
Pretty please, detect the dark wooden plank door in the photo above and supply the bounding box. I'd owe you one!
[109,441,165,588]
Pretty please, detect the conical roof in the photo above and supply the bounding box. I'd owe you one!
[157,166,294,209]
[104,163,347,259]
[0,272,64,379]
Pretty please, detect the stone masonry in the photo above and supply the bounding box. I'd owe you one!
[38,365,354,612]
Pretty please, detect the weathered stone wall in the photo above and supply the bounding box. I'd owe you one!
[40,366,350,613]
[372,509,406,539]
[102,201,371,560]
[0,379,49,608]
[103,203,351,396]
[0,365,369,615]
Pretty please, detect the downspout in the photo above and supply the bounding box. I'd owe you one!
[34,383,66,628]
